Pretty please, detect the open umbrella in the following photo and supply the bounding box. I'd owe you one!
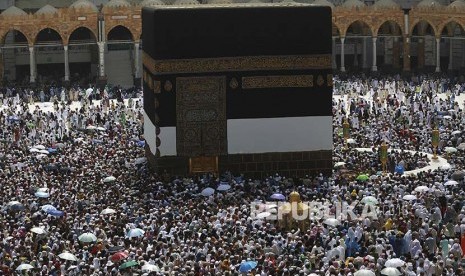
[443,115,452,119]
[346,138,356,144]
[354,269,376,276]
[47,148,57,153]
[58,252,78,262]
[440,164,452,170]
[96,127,106,131]
[126,228,145,238]
[324,218,340,227]
[78,233,97,243]
[135,157,147,165]
[100,208,117,215]
[110,251,129,262]
[385,258,405,268]
[334,161,346,168]
[239,261,257,273]
[35,191,50,198]
[402,195,417,201]
[29,148,40,153]
[7,201,25,211]
[445,147,457,153]
[255,212,272,219]
[141,264,160,272]
[361,196,378,205]
[201,187,215,197]
[452,130,462,135]
[452,170,465,180]
[47,209,64,217]
[38,149,49,155]
[119,260,138,270]
[414,186,430,193]
[30,227,47,235]
[270,193,285,200]
[217,184,231,191]
[356,174,369,181]
[86,125,97,130]
[33,145,46,150]
[104,176,116,183]
[41,204,56,212]
[15,264,34,271]
[108,246,125,253]
[444,180,458,186]
[458,143,465,150]
[381,267,401,276]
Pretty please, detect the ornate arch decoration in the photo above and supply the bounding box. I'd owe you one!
[438,19,465,37]
[373,19,404,37]
[33,26,64,45]
[0,27,32,46]
[409,19,438,38]
[65,25,98,45]
[343,19,373,38]
[106,24,135,42]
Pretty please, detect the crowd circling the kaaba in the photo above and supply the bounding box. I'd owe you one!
[2,73,465,275]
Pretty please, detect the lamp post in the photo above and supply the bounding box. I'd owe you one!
[380,141,388,174]
[343,117,350,150]
[432,127,439,160]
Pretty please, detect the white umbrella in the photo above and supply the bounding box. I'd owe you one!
[96,127,106,131]
[135,157,147,165]
[414,186,430,193]
[126,228,145,238]
[255,212,271,219]
[58,252,78,262]
[217,184,231,191]
[402,194,417,201]
[39,149,49,155]
[440,164,452,170]
[323,218,340,227]
[381,267,401,276]
[458,143,465,150]
[141,264,160,272]
[452,130,462,135]
[16,264,34,271]
[201,187,215,197]
[347,138,356,144]
[30,227,47,235]
[33,145,46,150]
[86,125,97,130]
[36,154,48,159]
[445,147,457,153]
[104,176,116,183]
[444,180,459,186]
[55,143,66,148]
[385,258,405,268]
[334,161,346,168]
[29,148,40,153]
[354,269,376,276]
[37,187,48,193]
[78,233,97,243]
[361,196,378,205]
[41,204,57,212]
[443,115,452,119]
[100,208,117,215]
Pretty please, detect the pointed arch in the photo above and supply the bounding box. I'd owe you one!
[67,26,97,45]
[410,19,437,37]
[0,28,31,46]
[375,20,403,37]
[345,20,373,37]
[439,20,465,37]
[34,27,63,45]
[106,25,134,41]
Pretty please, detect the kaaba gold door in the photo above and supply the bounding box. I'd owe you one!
[176,76,227,157]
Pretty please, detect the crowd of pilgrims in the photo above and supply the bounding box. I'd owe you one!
[1,74,465,275]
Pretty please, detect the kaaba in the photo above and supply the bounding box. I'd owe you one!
[142,4,333,178]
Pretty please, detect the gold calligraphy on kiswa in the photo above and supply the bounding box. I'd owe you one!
[142,51,331,74]
[241,75,314,89]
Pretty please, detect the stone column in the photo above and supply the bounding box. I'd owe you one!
[64,45,70,82]
[97,42,105,77]
[134,41,140,79]
[340,37,345,72]
[435,37,441,73]
[448,38,453,71]
[332,37,337,69]
[29,46,36,83]
[372,37,377,72]
[362,37,367,69]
